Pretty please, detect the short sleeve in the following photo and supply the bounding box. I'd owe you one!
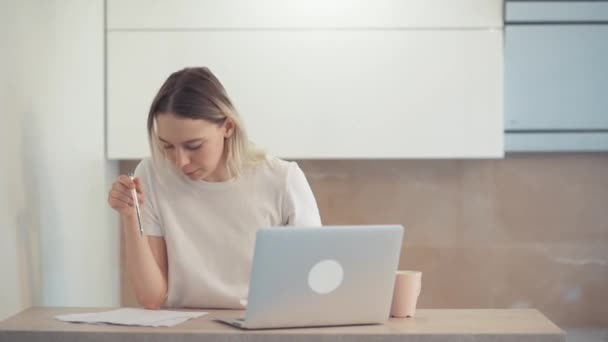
[282,162,322,226]
[134,158,164,236]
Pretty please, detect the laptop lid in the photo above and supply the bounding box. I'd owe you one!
[242,225,404,329]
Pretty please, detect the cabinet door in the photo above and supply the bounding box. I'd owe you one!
[506,1,608,22]
[107,0,503,30]
[505,25,608,130]
[107,30,503,159]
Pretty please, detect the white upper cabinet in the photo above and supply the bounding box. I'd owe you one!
[107,0,503,29]
[106,0,504,159]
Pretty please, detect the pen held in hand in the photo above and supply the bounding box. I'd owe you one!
[128,172,144,236]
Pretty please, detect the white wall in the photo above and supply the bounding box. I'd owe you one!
[0,0,119,320]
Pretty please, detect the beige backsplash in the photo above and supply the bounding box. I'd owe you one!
[119,153,608,327]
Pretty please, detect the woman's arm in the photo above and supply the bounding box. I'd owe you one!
[283,163,322,226]
[122,214,168,309]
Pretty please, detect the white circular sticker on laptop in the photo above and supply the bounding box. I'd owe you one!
[308,259,344,294]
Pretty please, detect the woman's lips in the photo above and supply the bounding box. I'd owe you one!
[185,169,199,177]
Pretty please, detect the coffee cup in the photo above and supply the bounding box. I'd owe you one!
[390,270,422,318]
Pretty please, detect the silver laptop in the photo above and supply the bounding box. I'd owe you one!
[218,225,404,329]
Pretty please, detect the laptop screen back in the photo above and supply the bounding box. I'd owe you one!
[243,225,404,329]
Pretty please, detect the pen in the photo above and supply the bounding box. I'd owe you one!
[128,172,144,236]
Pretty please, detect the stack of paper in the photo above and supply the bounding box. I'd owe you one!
[56,308,207,327]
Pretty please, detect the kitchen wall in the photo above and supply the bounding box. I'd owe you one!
[121,154,608,327]
[2,0,605,330]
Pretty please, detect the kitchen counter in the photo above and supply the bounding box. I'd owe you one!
[0,307,565,342]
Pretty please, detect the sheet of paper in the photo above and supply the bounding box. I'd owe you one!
[56,308,207,327]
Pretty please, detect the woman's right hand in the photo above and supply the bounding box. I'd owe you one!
[108,175,145,217]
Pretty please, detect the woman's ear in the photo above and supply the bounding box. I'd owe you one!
[223,118,235,138]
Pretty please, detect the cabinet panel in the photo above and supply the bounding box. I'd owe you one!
[505,25,608,131]
[506,132,608,152]
[107,0,503,30]
[107,30,503,159]
[507,1,608,22]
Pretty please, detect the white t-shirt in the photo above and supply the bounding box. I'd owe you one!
[134,156,322,309]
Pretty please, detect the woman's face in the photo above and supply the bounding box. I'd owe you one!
[156,113,234,182]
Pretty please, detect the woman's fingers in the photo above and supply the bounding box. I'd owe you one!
[117,175,135,189]
[133,177,145,195]
[108,175,145,215]
[110,189,133,206]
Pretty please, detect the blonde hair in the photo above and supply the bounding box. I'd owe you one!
[147,67,265,178]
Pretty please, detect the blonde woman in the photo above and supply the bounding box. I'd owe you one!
[108,67,322,310]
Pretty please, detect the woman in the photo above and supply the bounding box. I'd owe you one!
[107,67,321,309]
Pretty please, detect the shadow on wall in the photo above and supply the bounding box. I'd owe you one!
[18,106,44,307]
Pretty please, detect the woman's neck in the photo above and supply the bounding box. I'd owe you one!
[203,153,230,182]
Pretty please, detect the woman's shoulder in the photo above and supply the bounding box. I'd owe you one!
[134,157,166,187]
[247,156,299,183]
[263,156,293,170]
[134,157,154,177]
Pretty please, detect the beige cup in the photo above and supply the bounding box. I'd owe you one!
[390,270,422,318]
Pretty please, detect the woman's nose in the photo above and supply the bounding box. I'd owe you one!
[175,149,189,168]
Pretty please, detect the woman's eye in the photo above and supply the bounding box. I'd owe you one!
[185,144,202,151]
[162,145,174,150]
